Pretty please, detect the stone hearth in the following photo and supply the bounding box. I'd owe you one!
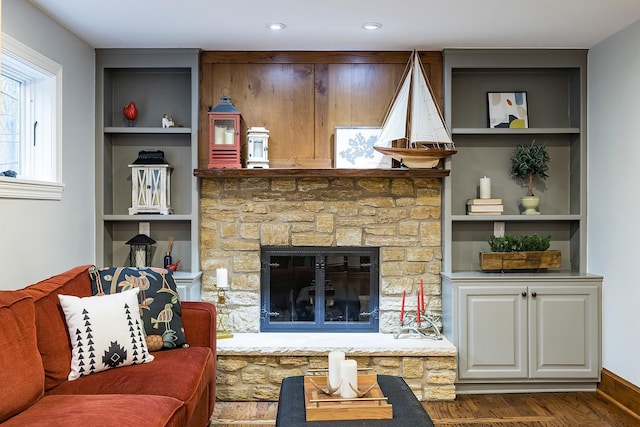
[216,333,456,402]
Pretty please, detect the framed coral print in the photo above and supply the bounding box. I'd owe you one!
[334,127,391,169]
[487,92,529,128]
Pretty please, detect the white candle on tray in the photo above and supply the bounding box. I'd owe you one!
[480,176,491,199]
[339,359,358,398]
[328,351,345,392]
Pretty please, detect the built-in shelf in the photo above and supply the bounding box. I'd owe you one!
[102,214,194,221]
[452,214,582,222]
[96,49,201,300]
[443,49,588,274]
[105,127,193,134]
[452,128,580,135]
[194,168,450,179]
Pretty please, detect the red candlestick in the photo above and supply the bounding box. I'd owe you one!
[420,278,425,312]
[416,291,421,323]
[400,290,406,322]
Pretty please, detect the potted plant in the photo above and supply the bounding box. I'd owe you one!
[510,141,550,214]
[481,233,561,271]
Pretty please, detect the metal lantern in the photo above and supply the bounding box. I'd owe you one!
[128,150,172,215]
[126,234,156,268]
[208,95,242,169]
[246,126,270,168]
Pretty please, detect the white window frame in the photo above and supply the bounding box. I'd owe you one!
[0,33,64,200]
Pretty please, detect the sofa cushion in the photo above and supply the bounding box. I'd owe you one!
[0,291,45,423]
[47,346,214,426]
[89,266,188,351]
[1,394,186,427]
[21,265,94,391]
[58,288,154,380]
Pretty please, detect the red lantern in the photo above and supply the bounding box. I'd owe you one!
[208,96,241,169]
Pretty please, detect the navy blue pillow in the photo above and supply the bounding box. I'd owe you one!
[89,266,188,351]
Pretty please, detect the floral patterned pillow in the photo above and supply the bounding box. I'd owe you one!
[89,266,188,351]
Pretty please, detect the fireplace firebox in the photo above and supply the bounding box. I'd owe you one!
[260,246,380,332]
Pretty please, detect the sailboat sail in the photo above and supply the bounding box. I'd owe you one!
[376,67,411,147]
[374,51,456,168]
[409,56,452,146]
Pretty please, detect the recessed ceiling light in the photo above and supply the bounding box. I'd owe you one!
[267,23,287,30]
[362,22,382,30]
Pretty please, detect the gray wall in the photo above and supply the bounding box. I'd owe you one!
[0,0,95,288]
[589,20,640,387]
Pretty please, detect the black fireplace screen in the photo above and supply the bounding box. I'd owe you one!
[260,246,379,332]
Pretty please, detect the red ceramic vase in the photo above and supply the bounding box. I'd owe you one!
[123,101,138,120]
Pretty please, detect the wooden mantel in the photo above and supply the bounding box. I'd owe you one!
[193,168,450,179]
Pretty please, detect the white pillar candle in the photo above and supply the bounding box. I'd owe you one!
[216,268,228,288]
[214,126,226,144]
[224,129,235,145]
[480,176,491,199]
[339,359,358,399]
[327,351,345,392]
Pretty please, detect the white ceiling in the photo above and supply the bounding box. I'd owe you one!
[29,0,640,51]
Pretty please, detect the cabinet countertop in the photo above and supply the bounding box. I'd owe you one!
[442,271,603,281]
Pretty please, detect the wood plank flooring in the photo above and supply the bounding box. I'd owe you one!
[210,392,639,426]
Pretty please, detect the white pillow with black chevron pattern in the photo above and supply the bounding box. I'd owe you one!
[58,287,154,381]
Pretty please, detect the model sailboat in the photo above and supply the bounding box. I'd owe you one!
[374,51,456,168]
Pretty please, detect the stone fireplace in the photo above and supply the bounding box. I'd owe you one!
[198,174,456,401]
[199,175,443,330]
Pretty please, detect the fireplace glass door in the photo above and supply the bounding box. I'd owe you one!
[260,246,379,332]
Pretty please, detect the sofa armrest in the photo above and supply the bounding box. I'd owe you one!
[181,301,217,351]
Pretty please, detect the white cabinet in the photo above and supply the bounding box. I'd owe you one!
[442,273,602,392]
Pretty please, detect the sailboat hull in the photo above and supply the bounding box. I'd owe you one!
[373,146,457,168]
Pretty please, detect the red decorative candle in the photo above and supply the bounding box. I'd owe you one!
[420,278,425,312]
[400,290,406,322]
[416,290,421,323]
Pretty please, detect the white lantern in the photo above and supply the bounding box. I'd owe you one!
[128,150,173,215]
[246,127,269,168]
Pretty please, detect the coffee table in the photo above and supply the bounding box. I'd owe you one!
[276,374,435,426]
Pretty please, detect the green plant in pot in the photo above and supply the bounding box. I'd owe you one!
[488,234,551,252]
[510,141,550,215]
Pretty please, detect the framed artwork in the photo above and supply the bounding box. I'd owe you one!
[487,92,529,129]
[334,127,391,169]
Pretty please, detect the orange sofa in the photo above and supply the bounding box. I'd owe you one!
[0,265,216,427]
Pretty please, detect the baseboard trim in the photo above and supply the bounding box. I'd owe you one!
[596,368,640,421]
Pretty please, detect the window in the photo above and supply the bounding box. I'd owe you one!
[0,33,63,200]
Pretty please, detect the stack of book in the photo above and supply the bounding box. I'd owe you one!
[466,198,503,215]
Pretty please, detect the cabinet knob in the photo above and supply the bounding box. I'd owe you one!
[531,291,537,298]
[521,291,527,297]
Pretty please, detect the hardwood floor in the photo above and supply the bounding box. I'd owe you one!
[423,393,638,426]
[210,393,639,426]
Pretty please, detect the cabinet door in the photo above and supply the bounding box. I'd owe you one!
[529,285,599,379]
[458,286,528,379]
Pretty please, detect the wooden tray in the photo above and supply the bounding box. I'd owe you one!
[304,374,393,421]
